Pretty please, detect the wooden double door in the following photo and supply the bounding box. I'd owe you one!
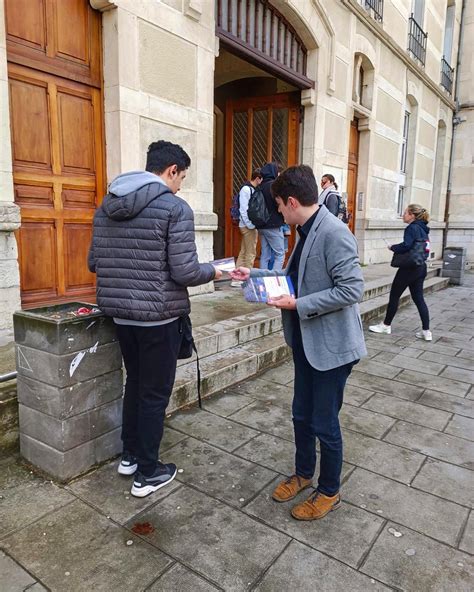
[346,119,360,234]
[5,0,104,307]
[225,92,300,260]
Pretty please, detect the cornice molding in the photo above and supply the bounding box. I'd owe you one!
[341,0,456,111]
[89,0,116,12]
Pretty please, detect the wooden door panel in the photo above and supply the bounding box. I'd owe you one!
[62,187,96,209]
[347,120,360,234]
[9,77,52,172]
[5,0,101,88]
[225,93,300,261]
[57,90,95,174]
[7,0,104,308]
[17,221,58,298]
[63,223,95,293]
[5,0,47,52]
[55,0,90,65]
[15,184,54,208]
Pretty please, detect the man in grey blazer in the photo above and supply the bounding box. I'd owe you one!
[231,165,366,520]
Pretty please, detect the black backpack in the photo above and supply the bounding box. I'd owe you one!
[247,186,270,229]
[324,191,351,224]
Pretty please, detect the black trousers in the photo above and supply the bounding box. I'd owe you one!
[384,264,429,330]
[115,320,182,476]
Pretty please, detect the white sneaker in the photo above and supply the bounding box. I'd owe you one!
[369,323,392,335]
[230,281,243,287]
[415,330,432,341]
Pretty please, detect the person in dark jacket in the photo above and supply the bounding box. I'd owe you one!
[88,140,222,498]
[369,204,431,340]
[258,162,285,270]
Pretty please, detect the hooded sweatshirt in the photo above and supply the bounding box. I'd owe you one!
[259,163,284,229]
[391,219,430,254]
[88,171,215,323]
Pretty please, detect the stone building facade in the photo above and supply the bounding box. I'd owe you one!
[0,0,472,330]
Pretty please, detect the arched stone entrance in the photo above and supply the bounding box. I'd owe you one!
[213,0,317,260]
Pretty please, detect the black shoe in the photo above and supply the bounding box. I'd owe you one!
[117,452,138,476]
[131,463,177,498]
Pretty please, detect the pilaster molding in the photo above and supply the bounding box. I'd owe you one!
[310,0,336,95]
[0,203,21,231]
[184,0,202,22]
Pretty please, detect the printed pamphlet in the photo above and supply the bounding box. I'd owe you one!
[242,275,295,303]
[210,257,236,272]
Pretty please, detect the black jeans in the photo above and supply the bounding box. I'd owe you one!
[115,320,182,476]
[384,264,429,330]
[292,323,356,496]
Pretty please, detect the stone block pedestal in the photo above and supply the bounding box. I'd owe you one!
[13,303,123,481]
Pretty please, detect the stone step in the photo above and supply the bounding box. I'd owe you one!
[359,276,450,322]
[0,271,449,451]
[170,331,290,414]
[361,267,438,302]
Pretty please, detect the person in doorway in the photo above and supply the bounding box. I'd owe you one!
[230,165,366,521]
[258,162,285,271]
[88,140,222,498]
[318,173,340,217]
[231,169,263,287]
[369,204,432,340]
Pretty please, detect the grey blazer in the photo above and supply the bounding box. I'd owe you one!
[251,206,367,371]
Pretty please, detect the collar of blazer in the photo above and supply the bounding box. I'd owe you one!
[285,205,330,290]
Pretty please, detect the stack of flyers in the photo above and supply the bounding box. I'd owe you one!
[242,275,295,303]
[210,257,235,273]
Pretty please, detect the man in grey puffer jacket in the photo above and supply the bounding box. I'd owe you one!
[88,140,221,498]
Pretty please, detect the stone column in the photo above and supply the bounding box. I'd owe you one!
[14,304,123,481]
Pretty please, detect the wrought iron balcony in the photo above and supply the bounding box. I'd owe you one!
[408,14,427,67]
[365,0,383,23]
[441,57,454,95]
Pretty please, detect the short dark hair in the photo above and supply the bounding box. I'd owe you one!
[251,169,262,181]
[271,165,319,206]
[146,140,191,174]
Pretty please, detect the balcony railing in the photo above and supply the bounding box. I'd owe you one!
[408,15,427,67]
[441,57,454,95]
[365,0,383,22]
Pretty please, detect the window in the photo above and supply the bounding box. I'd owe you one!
[400,111,410,173]
[441,4,455,94]
[408,0,427,66]
[397,186,405,216]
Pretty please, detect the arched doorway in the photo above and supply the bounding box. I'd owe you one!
[5,0,105,308]
[214,0,315,261]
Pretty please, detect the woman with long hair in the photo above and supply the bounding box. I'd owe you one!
[369,204,432,340]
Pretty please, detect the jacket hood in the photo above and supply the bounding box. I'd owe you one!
[261,162,279,182]
[412,219,430,233]
[102,171,170,221]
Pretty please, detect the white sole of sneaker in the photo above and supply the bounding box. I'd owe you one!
[130,467,177,498]
[117,463,138,476]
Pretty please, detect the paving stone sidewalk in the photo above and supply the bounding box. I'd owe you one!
[1,274,474,591]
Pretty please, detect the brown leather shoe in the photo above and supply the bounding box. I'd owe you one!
[291,490,341,520]
[272,475,312,503]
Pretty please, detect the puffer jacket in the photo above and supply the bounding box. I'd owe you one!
[88,171,215,322]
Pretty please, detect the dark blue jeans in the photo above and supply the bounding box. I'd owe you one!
[115,320,182,476]
[292,324,356,496]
